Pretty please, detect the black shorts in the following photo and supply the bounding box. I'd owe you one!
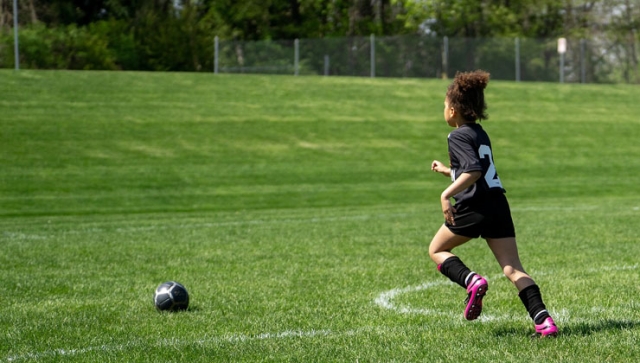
[446,193,516,239]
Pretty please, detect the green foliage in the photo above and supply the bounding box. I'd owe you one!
[2,0,638,78]
[1,70,640,362]
[0,23,117,70]
[90,19,139,70]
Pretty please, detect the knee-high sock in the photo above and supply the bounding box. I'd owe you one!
[518,284,550,324]
[437,256,474,289]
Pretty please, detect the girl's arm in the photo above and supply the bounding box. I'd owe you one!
[440,171,481,225]
[431,160,451,177]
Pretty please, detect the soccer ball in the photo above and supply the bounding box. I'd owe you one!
[154,281,189,312]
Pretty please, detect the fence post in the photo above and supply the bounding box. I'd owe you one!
[294,38,299,76]
[370,34,375,78]
[324,55,330,76]
[559,53,565,83]
[580,39,586,83]
[442,36,449,79]
[515,37,521,82]
[214,36,219,74]
[560,55,565,83]
[13,0,19,70]
[558,38,566,83]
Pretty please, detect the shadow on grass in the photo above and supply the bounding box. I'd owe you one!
[186,305,202,313]
[493,319,640,338]
[560,319,640,336]
[154,305,201,313]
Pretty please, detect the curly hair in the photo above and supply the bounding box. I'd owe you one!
[446,70,490,122]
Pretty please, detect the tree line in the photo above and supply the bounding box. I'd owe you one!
[0,0,637,80]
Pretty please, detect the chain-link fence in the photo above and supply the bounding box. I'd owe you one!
[215,34,640,84]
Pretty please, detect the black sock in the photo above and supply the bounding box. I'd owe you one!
[518,284,550,324]
[437,256,473,289]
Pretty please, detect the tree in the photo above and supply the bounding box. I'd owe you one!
[573,0,640,82]
[393,0,567,38]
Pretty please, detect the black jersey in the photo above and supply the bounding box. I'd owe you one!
[447,123,505,207]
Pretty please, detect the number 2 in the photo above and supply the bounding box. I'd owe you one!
[478,145,503,189]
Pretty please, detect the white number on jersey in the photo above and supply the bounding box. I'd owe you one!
[478,145,503,189]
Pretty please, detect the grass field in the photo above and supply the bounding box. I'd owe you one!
[1,70,639,362]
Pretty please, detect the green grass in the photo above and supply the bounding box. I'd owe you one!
[1,70,639,362]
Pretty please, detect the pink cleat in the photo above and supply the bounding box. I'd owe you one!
[464,274,488,320]
[533,317,558,338]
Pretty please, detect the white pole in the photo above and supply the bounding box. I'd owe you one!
[214,36,219,74]
[13,0,19,70]
[558,38,566,83]
[370,34,375,78]
[294,38,299,76]
[442,36,449,79]
[559,53,565,83]
[580,39,586,83]
[515,37,520,82]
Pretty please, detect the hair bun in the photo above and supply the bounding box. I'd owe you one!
[446,70,490,121]
[454,70,489,92]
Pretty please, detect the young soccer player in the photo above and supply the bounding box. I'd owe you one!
[429,70,558,337]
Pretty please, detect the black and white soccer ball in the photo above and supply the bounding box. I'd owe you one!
[154,281,189,312]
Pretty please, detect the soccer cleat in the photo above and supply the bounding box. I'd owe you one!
[533,317,558,338]
[463,274,488,320]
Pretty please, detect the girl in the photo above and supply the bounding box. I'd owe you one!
[429,70,557,338]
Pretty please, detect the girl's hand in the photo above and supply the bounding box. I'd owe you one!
[431,160,451,176]
[441,196,456,225]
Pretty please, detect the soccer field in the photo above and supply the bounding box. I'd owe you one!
[1,70,639,362]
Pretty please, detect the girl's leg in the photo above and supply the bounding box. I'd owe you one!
[430,225,487,320]
[429,225,475,288]
[486,237,558,337]
[428,224,472,265]
[485,237,534,290]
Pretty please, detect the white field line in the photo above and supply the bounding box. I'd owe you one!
[3,203,631,241]
[374,264,639,320]
[1,212,413,241]
[587,263,639,273]
[3,326,398,362]
[3,329,331,362]
[374,273,519,322]
[3,306,626,363]
[5,264,638,362]
[3,206,638,361]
